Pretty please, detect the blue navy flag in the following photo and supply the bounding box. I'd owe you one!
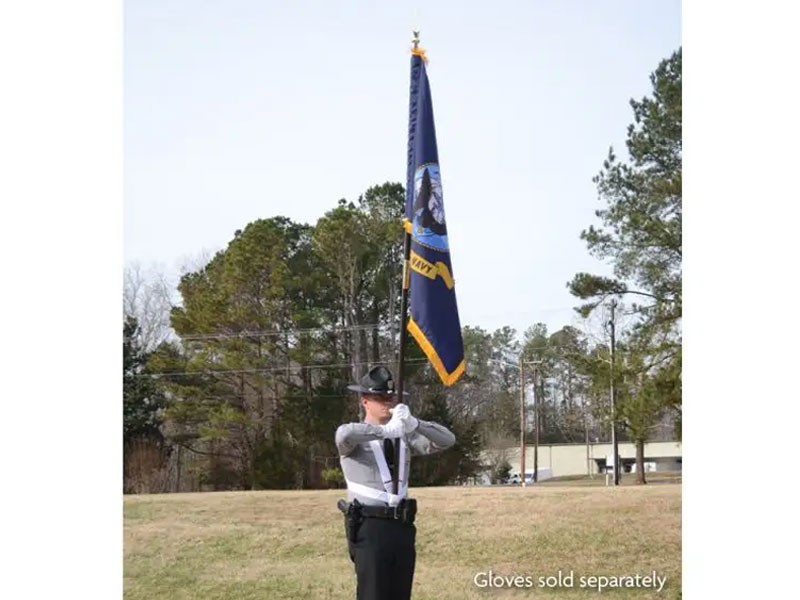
[404,50,465,386]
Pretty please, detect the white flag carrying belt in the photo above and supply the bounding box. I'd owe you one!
[346,439,408,507]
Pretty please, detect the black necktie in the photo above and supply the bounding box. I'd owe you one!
[383,438,395,478]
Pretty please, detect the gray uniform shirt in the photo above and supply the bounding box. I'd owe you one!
[335,420,456,506]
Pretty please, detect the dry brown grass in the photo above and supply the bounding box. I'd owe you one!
[124,483,681,599]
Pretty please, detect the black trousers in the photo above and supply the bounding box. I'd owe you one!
[346,516,416,600]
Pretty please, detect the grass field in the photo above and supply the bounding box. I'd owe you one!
[124,481,681,599]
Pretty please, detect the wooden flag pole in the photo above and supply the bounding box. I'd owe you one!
[393,227,412,496]
[392,30,421,497]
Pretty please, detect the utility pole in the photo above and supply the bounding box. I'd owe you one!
[532,362,539,483]
[609,299,620,485]
[519,358,526,487]
[176,444,182,493]
[584,401,592,478]
[508,357,543,487]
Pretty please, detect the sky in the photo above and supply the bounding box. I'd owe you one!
[124,0,682,338]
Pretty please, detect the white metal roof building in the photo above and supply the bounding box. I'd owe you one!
[487,440,682,480]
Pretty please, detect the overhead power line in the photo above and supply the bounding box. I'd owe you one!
[179,323,385,342]
[124,322,387,344]
[135,357,431,379]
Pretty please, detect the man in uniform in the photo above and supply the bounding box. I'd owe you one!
[336,365,456,600]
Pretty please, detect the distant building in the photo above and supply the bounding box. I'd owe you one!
[484,440,682,481]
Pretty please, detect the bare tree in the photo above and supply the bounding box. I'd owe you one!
[176,247,217,277]
[123,261,177,352]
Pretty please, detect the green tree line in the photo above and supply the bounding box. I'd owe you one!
[123,47,681,491]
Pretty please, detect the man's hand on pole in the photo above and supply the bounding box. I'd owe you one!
[381,409,406,439]
[390,403,419,434]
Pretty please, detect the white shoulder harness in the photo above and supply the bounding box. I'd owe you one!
[346,438,408,507]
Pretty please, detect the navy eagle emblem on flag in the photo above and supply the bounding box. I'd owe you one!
[404,51,465,386]
[412,164,448,250]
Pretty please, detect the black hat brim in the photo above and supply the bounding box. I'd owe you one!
[347,384,410,396]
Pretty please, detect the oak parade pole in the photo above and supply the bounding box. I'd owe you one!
[392,30,421,496]
[393,227,412,496]
[394,225,411,496]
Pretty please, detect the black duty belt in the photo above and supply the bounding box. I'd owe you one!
[338,498,417,525]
